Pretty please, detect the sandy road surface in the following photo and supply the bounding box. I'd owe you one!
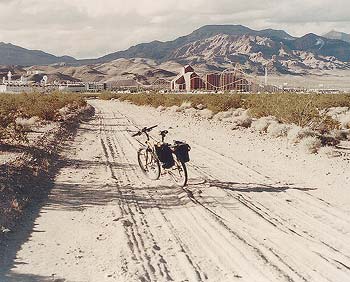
[1,100,350,282]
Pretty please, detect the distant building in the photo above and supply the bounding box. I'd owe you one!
[171,75,186,91]
[26,69,45,75]
[57,82,107,93]
[111,79,138,88]
[171,65,205,92]
[221,72,236,91]
[58,83,86,93]
[0,84,34,93]
[0,73,36,93]
[0,73,111,94]
[171,65,252,92]
[86,82,107,92]
[206,73,221,90]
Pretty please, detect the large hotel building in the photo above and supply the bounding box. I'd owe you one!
[171,65,250,92]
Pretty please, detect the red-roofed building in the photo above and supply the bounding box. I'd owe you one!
[171,65,205,92]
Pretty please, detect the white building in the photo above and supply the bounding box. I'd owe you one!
[26,69,45,75]
[0,84,34,93]
[58,84,86,93]
[86,82,107,92]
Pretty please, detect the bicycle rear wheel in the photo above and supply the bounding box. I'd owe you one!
[137,148,161,180]
[168,158,188,187]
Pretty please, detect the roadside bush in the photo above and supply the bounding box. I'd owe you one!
[340,115,350,129]
[195,104,206,110]
[332,129,350,141]
[198,109,214,119]
[246,93,347,131]
[251,116,278,133]
[267,122,291,138]
[213,109,235,121]
[15,116,40,131]
[157,105,167,112]
[100,92,122,101]
[231,111,252,129]
[300,136,322,154]
[101,92,350,133]
[178,101,192,111]
[101,93,245,113]
[287,125,316,144]
[0,92,86,144]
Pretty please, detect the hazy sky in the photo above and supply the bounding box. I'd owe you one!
[0,0,349,59]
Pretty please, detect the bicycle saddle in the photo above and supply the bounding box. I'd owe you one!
[160,130,168,136]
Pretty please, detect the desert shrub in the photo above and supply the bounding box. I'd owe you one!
[168,105,180,113]
[198,109,214,119]
[287,125,316,144]
[195,104,206,110]
[213,108,235,121]
[267,122,291,138]
[178,101,192,111]
[247,93,348,131]
[246,93,348,131]
[184,108,198,116]
[15,116,40,131]
[157,105,166,112]
[300,136,322,154]
[100,92,350,132]
[322,106,350,130]
[99,92,122,100]
[332,129,350,141]
[325,107,349,117]
[0,92,86,121]
[231,111,252,129]
[231,108,245,117]
[0,92,86,144]
[100,93,245,113]
[339,114,350,129]
[251,116,278,133]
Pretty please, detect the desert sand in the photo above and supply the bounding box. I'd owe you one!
[1,100,349,282]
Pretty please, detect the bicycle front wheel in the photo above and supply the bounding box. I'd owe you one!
[168,159,188,187]
[137,148,161,180]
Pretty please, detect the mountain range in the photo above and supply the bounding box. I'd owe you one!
[0,42,77,66]
[1,25,350,82]
[323,30,350,43]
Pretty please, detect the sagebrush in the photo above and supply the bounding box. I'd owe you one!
[100,92,350,131]
[0,92,86,143]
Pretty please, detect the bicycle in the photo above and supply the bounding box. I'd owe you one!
[132,125,191,187]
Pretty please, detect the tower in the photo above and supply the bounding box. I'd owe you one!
[7,71,12,83]
[42,75,48,86]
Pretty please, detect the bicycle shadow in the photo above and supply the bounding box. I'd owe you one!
[202,179,316,193]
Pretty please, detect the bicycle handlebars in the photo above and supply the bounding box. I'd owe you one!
[132,125,158,137]
[131,131,142,137]
[145,125,158,132]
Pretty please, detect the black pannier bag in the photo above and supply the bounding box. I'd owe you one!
[155,144,175,169]
[173,141,191,163]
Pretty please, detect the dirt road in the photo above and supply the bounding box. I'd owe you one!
[1,100,350,282]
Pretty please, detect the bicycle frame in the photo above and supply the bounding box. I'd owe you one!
[132,125,188,186]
